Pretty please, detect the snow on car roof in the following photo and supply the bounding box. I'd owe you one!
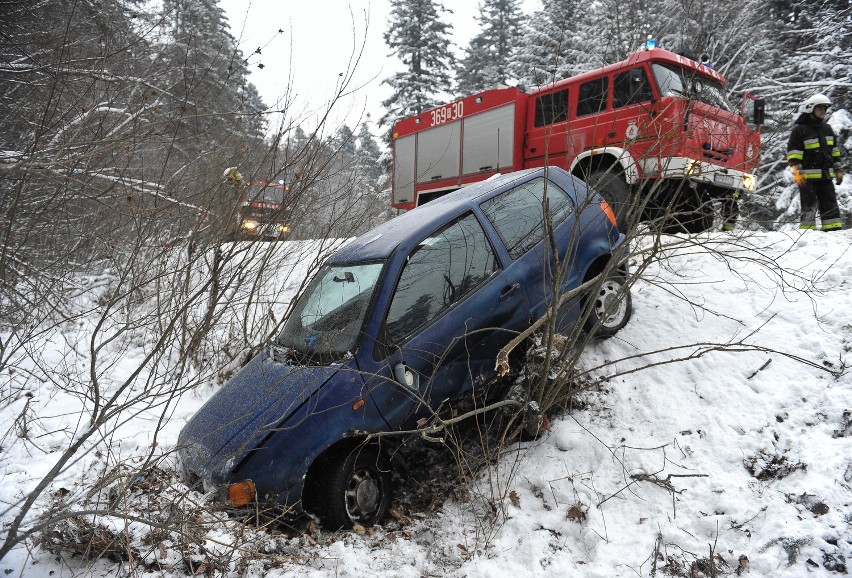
[329,168,541,263]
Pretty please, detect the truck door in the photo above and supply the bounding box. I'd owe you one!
[610,67,658,158]
[567,76,611,163]
[525,88,570,167]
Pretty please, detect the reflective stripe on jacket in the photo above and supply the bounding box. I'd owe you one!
[786,113,842,180]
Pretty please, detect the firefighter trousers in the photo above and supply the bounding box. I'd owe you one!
[799,180,842,231]
[720,192,739,232]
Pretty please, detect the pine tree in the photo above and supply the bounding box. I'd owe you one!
[509,0,593,88]
[356,116,385,186]
[456,0,526,94]
[355,117,391,227]
[334,125,357,163]
[157,0,266,175]
[380,0,456,136]
[581,0,659,64]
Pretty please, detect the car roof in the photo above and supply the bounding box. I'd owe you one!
[328,168,549,263]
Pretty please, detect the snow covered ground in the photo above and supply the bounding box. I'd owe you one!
[1,228,851,577]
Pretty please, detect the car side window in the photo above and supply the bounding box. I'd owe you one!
[614,68,653,108]
[385,213,498,344]
[480,178,574,259]
[577,77,609,117]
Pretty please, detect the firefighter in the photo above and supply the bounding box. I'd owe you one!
[786,93,844,231]
[720,191,739,232]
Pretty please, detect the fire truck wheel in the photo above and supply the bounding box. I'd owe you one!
[586,169,630,227]
[663,190,713,234]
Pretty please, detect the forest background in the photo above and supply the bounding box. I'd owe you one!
[2,0,851,259]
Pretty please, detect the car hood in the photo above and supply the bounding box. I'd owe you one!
[177,348,345,482]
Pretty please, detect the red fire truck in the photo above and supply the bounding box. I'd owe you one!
[391,47,764,232]
[236,180,293,240]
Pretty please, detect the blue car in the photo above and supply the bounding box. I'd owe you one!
[177,167,631,528]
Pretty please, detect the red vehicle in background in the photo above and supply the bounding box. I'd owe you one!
[236,180,293,240]
[391,46,764,232]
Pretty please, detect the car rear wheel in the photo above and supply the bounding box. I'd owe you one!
[583,274,632,338]
[309,445,392,529]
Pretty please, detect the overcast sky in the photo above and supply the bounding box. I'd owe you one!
[219,0,540,133]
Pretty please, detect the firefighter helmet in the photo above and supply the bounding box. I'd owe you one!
[799,93,832,114]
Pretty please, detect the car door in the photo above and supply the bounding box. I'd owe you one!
[360,211,532,430]
[479,176,579,324]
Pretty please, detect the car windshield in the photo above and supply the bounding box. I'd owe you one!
[277,262,384,361]
[651,63,734,113]
[247,184,285,204]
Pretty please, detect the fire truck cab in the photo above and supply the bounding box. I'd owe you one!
[391,48,764,232]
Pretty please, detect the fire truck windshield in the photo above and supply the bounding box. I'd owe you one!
[247,184,285,204]
[651,63,734,113]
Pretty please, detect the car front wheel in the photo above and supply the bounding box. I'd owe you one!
[583,274,632,338]
[310,445,392,529]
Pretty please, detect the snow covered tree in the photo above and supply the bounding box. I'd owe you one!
[763,0,852,111]
[354,117,391,226]
[455,0,526,94]
[156,0,266,185]
[380,0,456,136]
[580,0,660,63]
[0,0,155,277]
[335,124,358,162]
[356,116,385,186]
[509,0,594,88]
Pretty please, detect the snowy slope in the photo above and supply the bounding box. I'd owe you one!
[1,229,850,577]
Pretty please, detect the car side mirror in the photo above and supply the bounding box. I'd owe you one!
[393,363,419,390]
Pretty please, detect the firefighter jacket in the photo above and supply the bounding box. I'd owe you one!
[786,113,842,181]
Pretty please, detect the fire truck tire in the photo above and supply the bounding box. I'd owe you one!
[586,169,630,227]
[663,191,713,234]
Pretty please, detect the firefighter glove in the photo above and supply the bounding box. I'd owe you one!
[791,164,806,187]
[836,169,844,186]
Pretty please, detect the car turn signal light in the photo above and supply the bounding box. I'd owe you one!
[600,199,617,226]
[228,480,256,507]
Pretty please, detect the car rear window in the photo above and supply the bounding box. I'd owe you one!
[480,177,574,259]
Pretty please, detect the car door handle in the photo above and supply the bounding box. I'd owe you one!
[499,283,520,301]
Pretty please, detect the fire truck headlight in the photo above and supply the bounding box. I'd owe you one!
[686,160,701,176]
[241,219,259,231]
[741,174,755,191]
[279,224,290,234]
